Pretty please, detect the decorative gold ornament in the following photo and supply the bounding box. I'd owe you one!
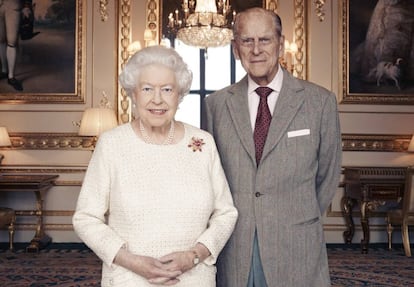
[99,0,109,22]
[314,0,325,22]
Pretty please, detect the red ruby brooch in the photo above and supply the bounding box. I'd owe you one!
[188,137,205,152]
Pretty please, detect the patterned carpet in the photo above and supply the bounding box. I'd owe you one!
[328,244,414,287]
[0,243,413,286]
[0,244,101,287]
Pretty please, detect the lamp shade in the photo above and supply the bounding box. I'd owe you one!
[0,127,11,147]
[79,108,118,136]
[408,134,414,152]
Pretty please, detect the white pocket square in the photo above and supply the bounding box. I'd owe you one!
[287,129,310,138]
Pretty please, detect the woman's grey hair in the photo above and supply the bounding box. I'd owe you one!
[233,7,283,38]
[119,46,193,102]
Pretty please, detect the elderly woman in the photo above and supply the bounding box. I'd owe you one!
[73,46,238,287]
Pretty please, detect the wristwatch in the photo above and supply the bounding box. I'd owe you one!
[192,250,200,266]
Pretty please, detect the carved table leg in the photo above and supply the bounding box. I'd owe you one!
[360,201,370,254]
[26,190,51,253]
[341,196,355,244]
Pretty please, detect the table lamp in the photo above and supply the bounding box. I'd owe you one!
[79,107,118,139]
[0,127,11,164]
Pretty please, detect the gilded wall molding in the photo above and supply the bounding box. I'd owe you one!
[147,0,159,43]
[293,0,306,79]
[15,210,74,217]
[314,0,325,22]
[0,133,411,152]
[99,0,109,21]
[266,0,307,79]
[4,133,95,150]
[118,0,132,124]
[341,134,412,152]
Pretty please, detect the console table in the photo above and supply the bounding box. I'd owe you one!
[341,167,406,253]
[0,174,59,252]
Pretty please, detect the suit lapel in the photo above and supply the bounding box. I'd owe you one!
[261,70,305,163]
[226,78,256,164]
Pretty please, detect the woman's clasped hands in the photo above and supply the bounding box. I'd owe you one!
[115,247,200,285]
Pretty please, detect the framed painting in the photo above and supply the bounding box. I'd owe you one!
[340,0,414,105]
[0,0,86,104]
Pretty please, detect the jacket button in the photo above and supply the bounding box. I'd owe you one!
[255,192,262,197]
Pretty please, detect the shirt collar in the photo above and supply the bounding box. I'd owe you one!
[247,64,283,95]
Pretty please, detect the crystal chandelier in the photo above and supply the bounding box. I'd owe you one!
[167,0,235,49]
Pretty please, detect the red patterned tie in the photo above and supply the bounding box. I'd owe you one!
[254,87,273,165]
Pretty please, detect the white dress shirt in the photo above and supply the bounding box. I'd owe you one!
[247,65,284,131]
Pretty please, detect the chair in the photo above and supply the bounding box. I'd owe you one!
[386,166,414,256]
[0,207,15,251]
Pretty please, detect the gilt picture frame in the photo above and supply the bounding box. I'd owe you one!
[0,0,86,104]
[339,0,414,105]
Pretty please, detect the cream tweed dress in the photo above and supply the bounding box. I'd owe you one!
[73,122,238,287]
